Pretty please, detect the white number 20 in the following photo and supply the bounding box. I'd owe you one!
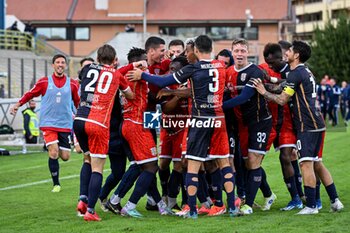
[85,69,113,94]
[209,68,219,93]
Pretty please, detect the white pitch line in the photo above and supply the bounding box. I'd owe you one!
[0,169,111,191]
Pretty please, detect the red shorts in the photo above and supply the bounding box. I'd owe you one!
[42,130,71,151]
[73,120,109,158]
[159,129,185,161]
[122,120,158,164]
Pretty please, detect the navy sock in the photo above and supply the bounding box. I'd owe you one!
[48,158,60,186]
[147,176,162,203]
[260,167,272,198]
[197,171,208,203]
[292,160,304,197]
[114,164,141,198]
[181,172,188,206]
[100,153,126,200]
[168,170,182,198]
[79,162,91,199]
[87,172,103,211]
[129,171,155,205]
[304,186,316,208]
[284,176,298,200]
[206,172,214,199]
[186,173,198,214]
[315,179,321,200]
[159,167,170,197]
[246,167,262,207]
[210,169,223,207]
[221,166,235,210]
[325,183,338,203]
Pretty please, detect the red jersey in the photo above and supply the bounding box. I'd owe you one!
[147,59,171,111]
[122,79,148,124]
[75,63,129,128]
[258,63,283,129]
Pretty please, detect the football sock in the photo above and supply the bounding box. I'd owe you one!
[79,162,91,198]
[181,172,188,206]
[114,164,141,198]
[304,186,316,208]
[147,177,162,203]
[260,167,272,198]
[48,158,60,186]
[129,171,155,205]
[186,173,199,214]
[246,167,262,207]
[209,169,223,207]
[325,183,338,203]
[168,170,182,198]
[284,176,298,200]
[222,166,235,210]
[87,172,103,210]
[197,171,209,203]
[159,167,170,197]
[292,160,304,197]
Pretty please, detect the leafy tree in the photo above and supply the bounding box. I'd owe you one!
[308,14,350,82]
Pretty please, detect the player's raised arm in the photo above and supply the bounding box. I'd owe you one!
[126,68,178,88]
[251,78,290,106]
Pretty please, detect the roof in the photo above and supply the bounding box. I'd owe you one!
[7,0,290,23]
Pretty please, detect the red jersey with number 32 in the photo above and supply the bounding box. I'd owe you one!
[76,63,129,128]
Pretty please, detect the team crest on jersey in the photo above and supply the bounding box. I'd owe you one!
[241,73,247,82]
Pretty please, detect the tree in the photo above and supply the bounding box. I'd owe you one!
[308,14,350,82]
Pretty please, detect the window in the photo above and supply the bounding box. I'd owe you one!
[37,27,66,40]
[304,0,322,4]
[209,27,241,40]
[159,26,258,40]
[297,12,322,23]
[75,27,89,40]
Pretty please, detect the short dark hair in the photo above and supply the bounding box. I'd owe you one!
[278,40,292,50]
[169,39,184,49]
[231,38,249,50]
[145,36,165,52]
[215,49,234,66]
[97,44,116,65]
[79,57,94,67]
[52,54,67,64]
[127,47,147,63]
[292,40,311,63]
[263,43,282,58]
[194,35,212,53]
[171,56,189,68]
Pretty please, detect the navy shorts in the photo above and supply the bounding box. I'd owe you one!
[296,130,325,163]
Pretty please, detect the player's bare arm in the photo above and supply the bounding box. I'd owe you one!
[122,87,135,100]
[10,102,21,115]
[156,88,191,99]
[126,68,143,81]
[252,78,290,106]
[132,60,148,70]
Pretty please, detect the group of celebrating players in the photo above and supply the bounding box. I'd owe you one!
[10,34,344,221]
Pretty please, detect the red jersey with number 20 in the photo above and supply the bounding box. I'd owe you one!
[76,63,129,128]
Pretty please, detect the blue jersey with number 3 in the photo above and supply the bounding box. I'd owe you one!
[173,60,225,118]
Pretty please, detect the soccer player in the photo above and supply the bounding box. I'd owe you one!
[328,78,341,126]
[73,44,134,221]
[252,40,344,214]
[223,38,273,215]
[10,54,80,192]
[127,35,239,219]
[261,43,304,211]
[167,39,185,58]
[216,49,234,68]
